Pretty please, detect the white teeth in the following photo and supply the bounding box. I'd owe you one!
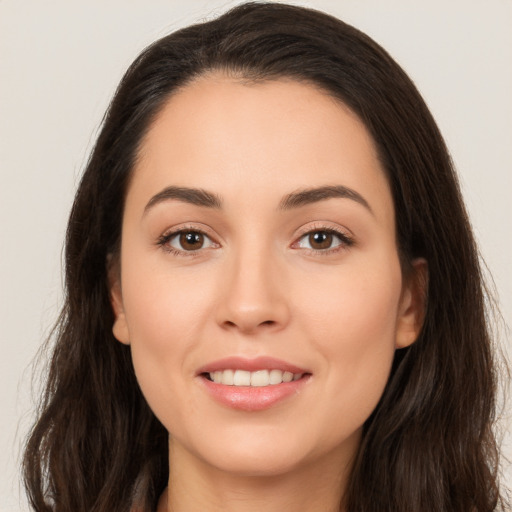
[221,369,234,385]
[269,369,283,385]
[251,370,269,387]
[233,370,251,386]
[282,371,293,383]
[208,369,303,386]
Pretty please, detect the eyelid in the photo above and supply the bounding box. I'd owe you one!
[155,221,354,257]
[156,223,220,256]
[291,222,355,253]
[294,221,353,239]
[159,221,218,238]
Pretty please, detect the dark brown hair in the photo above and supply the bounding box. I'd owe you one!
[23,3,508,511]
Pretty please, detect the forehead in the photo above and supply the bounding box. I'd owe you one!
[129,75,393,225]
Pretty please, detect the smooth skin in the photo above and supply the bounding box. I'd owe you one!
[110,75,426,512]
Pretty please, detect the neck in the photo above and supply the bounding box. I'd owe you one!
[159,435,358,512]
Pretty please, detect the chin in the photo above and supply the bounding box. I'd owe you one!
[177,421,360,479]
[201,448,310,478]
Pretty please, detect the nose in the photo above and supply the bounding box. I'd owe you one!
[215,246,290,335]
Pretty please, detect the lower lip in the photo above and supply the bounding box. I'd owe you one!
[199,375,311,412]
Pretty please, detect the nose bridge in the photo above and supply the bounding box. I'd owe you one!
[217,234,289,333]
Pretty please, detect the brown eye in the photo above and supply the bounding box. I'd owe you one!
[294,228,352,253]
[162,229,217,254]
[179,231,204,250]
[308,231,333,250]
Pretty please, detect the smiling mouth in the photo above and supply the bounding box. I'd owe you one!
[202,369,308,387]
[199,361,312,411]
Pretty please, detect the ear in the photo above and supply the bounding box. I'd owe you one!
[107,254,130,345]
[395,258,428,349]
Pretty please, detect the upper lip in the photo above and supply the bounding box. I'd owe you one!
[196,356,310,375]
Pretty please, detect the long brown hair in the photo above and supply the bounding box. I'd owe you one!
[23,3,508,511]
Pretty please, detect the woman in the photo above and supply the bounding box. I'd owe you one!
[22,2,508,511]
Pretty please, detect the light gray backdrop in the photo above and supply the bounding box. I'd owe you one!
[1,1,510,510]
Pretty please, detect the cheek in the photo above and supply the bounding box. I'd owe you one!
[303,259,402,345]
[298,259,402,427]
[122,258,213,346]
[119,260,215,421]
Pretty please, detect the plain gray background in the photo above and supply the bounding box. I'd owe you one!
[1,1,510,510]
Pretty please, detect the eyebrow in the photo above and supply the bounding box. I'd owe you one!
[144,186,222,214]
[143,184,372,215]
[279,185,373,214]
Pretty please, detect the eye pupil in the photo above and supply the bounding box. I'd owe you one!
[180,232,204,250]
[309,231,333,249]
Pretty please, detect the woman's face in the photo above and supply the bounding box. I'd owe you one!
[111,76,423,477]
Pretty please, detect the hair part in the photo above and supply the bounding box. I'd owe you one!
[23,3,508,511]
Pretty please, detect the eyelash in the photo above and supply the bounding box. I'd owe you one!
[293,225,355,256]
[156,225,217,257]
[156,224,354,257]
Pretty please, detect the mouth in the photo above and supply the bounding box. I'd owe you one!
[202,369,305,386]
[197,357,312,411]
